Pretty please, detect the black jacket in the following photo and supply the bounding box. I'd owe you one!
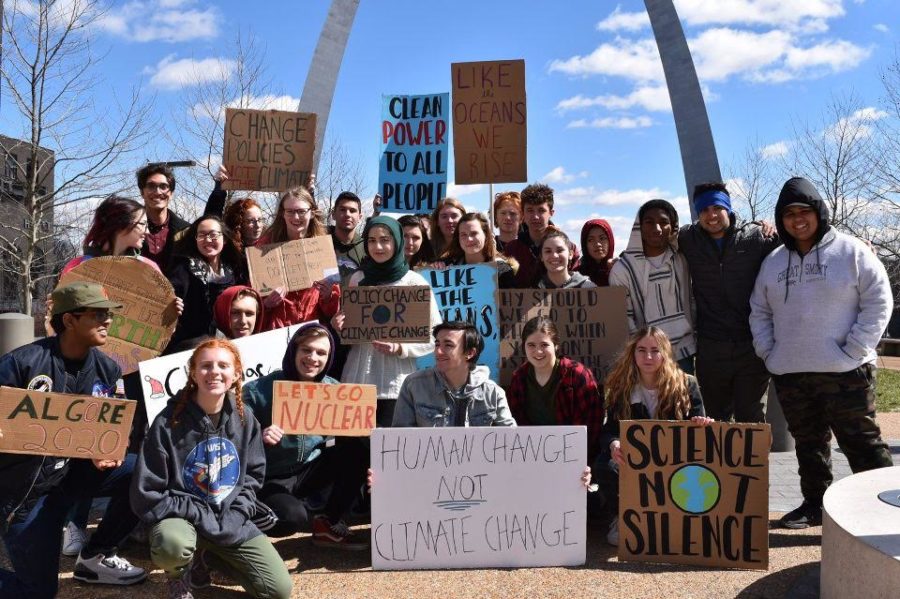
[678,220,780,342]
[0,337,122,531]
[142,211,190,274]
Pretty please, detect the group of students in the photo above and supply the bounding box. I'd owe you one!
[0,162,895,598]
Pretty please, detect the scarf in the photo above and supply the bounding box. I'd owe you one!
[359,216,409,286]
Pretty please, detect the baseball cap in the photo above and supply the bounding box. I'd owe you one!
[52,282,124,315]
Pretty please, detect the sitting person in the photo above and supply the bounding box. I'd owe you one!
[213,285,265,339]
[535,227,596,289]
[242,324,369,550]
[435,212,518,288]
[598,327,711,546]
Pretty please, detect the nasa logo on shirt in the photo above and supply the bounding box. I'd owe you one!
[182,437,241,505]
[92,381,115,397]
[27,374,53,392]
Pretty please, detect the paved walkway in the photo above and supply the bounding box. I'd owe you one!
[877,355,900,370]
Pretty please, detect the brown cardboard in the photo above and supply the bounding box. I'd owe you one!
[451,59,527,184]
[498,287,627,386]
[340,286,432,344]
[222,108,317,192]
[617,420,771,570]
[245,236,339,295]
[0,386,136,460]
[57,256,178,375]
[273,381,376,436]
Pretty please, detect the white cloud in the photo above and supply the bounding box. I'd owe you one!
[554,186,672,207]
[597,6,649,32]
[190,94,303,122]
[673,0,845,30]
[825,106,889,139]
[874,23,889,33]
[761,141,790,159]
[549,38,664,82]
[97,1,220,43]
[147,55,236,90]
[541,167,589,184]
[566,116,653,129]
[556,85,671,113]
[690,28,791,81]
[446,183,485,198]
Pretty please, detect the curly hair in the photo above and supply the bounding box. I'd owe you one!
[520,183,554,209]
[604,327,691,422]
[136,163,176,193]
[223,197,263,250]
[171,338,245,426]
[259,186,326,244]
[439,212,498,263]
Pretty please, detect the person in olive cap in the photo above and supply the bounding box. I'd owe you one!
[750,177,894,529]
[0,281,147,596]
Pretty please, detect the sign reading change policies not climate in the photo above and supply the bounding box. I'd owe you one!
[451,59,527,184]
[371,426,586,570]
[222,108,317,192]
[379,93,448,213]
[618,421,772,570]
[58,257,178,375]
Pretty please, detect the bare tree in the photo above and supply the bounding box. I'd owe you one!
[726,136,779,222]
[314,135,371,220]
[0,0,152,315]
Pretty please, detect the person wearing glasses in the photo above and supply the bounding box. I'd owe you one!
[137,164,189,273]
[254,186,341,331]
[0,282,147,595]
[166,216,248,352]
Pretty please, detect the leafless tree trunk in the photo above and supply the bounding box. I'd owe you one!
[726,136,778,223]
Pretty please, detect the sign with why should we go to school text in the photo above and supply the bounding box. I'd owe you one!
[139,323,306,424]
[379,93,448,214]
[273,381,376,437]
[416,264,500,381]
[340,286,432,344]
[371,426,587,570]
[618,420,771,570]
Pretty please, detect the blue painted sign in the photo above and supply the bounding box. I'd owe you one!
[379,93,448,214]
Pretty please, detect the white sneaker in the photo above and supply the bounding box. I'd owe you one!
[62,522,88,557]
[606,518,619,547]
[73,552,147,585]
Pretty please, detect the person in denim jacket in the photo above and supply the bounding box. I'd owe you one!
[392,321,516,428]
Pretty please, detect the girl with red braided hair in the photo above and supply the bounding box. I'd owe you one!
[131,339,292,598]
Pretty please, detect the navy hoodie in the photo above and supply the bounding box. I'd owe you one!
[131,390,265,546]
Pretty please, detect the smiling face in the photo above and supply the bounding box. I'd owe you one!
[112,210,148,255]
[434,329,472,376]
[282,196,313,241]
[524,331,557,371]
[698,205,730,239]
[241,206,264,245]
[634,335,664,381]
[293,335,331,381]
[781,204,819,253]
[438,206,463,238]
[190,347,237,398]
[640,208,673,257]
[541,236,570,275]
[458,220,486,260]
[367,225,396,264]
[496,201,521,236]
[229,295,258,338]
[195,219,224,263]
[66,308,114,347]
[585,226,609,262]
[402,225,423,260]
[141,173,172,213]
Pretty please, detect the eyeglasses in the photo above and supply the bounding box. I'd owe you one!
[284,208,311,218]
[73,309,114,323]
[143,183,170,192]
[196,231,223,241]
[244,218,264,226]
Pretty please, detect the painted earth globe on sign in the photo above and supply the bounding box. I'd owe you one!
[670,464,720,514]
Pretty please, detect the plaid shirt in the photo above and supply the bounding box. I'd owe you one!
[508,357,605,461]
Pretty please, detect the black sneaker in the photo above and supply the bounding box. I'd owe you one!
[779,501,822,529]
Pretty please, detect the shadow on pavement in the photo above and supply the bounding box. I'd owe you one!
[736,562,819,599]
[275,535,371,573]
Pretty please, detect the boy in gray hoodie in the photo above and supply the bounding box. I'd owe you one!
[750,177,893,529]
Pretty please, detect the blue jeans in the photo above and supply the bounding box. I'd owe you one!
[0,454,138,599]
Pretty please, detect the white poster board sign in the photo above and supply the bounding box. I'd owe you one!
[139,323,307,423]
[371,426,587,570]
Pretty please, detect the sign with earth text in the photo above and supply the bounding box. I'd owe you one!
[379,93,448,213]
[222,108,316,191]
[451,59,527,184]
[58,257,178,375]
[371,426,587,570]
[340,286,432,344]
[273,381,377,436]
[618,420,771,570]
[498,287,627,387]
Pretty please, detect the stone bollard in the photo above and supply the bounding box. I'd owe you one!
[766,381,795,453]
[0,313,35,355]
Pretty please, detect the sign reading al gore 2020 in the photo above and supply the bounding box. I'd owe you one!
[371,426,586,570]
[379,93,448,214]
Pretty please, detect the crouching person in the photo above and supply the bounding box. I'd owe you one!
[130,339,291,599]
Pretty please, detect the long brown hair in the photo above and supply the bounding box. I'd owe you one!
[259,186,326,244]
[223,197,263,250]
[171,339,246,426]
[83,195,145,255]
[440,212,498,263]
[429,197,466,254]
[604,327,690,421]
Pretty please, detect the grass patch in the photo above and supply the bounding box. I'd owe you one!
[877,368,900,412]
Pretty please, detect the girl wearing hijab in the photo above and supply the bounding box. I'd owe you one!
[578,219,615,286]
[332,216,443,426]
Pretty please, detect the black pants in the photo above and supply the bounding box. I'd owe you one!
[259,438,368,536]
[773,364,892,504]
[696,337,769,423]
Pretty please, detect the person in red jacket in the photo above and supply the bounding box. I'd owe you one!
[213,285,265,338]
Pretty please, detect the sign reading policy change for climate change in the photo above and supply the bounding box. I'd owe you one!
[371,426,587,570]
[340,286,432,344]
[618,420,771,570]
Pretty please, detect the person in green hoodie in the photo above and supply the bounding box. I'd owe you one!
[243,323,369,550]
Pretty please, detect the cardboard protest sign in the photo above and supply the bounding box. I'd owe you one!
[379,93,448,213]
[416,265,500,381]
[451,59,527,184]
[58,257,177,375]
[340,286,432,344]
[245,237,339,295]
[618,420,771,570]
[273,381,376,436]
[222,108,316,192]
[139,323,306,424]
[498,287,627,386]
[371,426,586,570]
[0,387,135,460]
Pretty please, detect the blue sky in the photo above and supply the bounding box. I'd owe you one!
[4,0,898,250]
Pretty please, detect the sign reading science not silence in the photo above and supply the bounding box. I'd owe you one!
[618,420,771,570]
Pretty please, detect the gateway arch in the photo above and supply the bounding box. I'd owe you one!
[300,0,720,218]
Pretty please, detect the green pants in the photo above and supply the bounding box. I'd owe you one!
[150,518,292,599]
